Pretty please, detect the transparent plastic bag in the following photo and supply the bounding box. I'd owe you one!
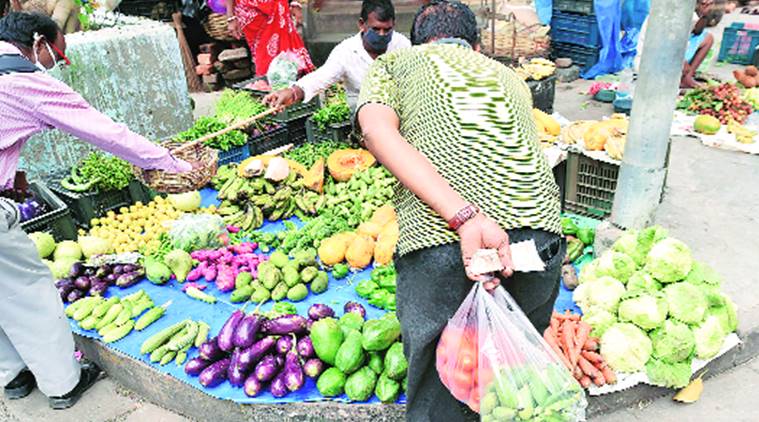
[168,214,228,252]
[266,51,301,90]
[436,282,587,421]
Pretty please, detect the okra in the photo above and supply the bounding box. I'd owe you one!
[167,321,199,351]
[73,297,104,321]
[103,320,134,343]
[92,297,120,318]
[95,303,124,330]
[159,351,177,366]
[140,320,190,354]
[135,301,171,331]
[194,321,210,347]
[186,286,216,304]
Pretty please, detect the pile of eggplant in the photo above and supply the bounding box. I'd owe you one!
[56,262,145,303]
[185,303,334,397]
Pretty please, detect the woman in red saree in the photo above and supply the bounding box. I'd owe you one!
[225,0,315,76]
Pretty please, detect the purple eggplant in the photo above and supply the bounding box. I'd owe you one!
[344,302,366,319]
[56,279,75,301]
[283,339,304,392]
[227,348,248,387]
[83,267,96,276]
[263,314,308,336]
[306,319,314,331]
[276,335,293,355]
[254,354,282,382]
[232,313,265,349]
[90,281,108,296]
[237,336,277,371]
[307,304,335,321]
[68,262,85,278]
[199,337,226,361]
[122,264,139,273]
[66,289,85,303]
[115,270,145,288]
[297,337,314,358]
[243,374,264,397]
[112,264,125,275]
[269,371,289,398]
[55,278,74,289]
[218,309,246,352]
[199,357,231,388]
[185,357,212,376]
[303,358,324,379]
[95,265,111,278]
[105,273,119,284]
[73,276,91,291]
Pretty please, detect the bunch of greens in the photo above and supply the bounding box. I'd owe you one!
[356,265,397,311]
[284,140,351,168]
[175,116,247,152]
[214,89,267,124]
[312,102,351,131]
[246,210,352,254]
[75,152,133,192]
[573,226,738,389]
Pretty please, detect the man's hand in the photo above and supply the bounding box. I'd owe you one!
[164,157,193,174]
[457,213,514,290]
[228,20,242,39]
[263,87,301,108]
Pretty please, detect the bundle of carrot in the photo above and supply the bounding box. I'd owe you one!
[542,310,616,389]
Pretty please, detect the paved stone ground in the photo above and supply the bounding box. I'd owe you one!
[3,10,759,422]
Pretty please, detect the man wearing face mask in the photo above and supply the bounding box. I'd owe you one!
[0,12,191,409]
[263,0,410,112]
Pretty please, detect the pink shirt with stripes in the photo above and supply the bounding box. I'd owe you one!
[0,41,191,189]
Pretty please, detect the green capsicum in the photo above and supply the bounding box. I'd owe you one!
[332,263,349,279]
[561,217,578,235]
[355,280,379,298]
[577,227,595,246]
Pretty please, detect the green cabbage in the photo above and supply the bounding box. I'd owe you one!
[618,290,668,330]
[595,250,637,284]
[600,323,652,373]
[702,292,738,334]
[636,225,668,252]
[612,226,668,268]
[46,258,78,280]
[53,240,82,261]
[693,315,727,360]
[78,236,112,258]
[28,232,56,258]
[626,271,662,292]
[578,260,600,284]
[645,358,692,388]
[573,276,626,313]
[664,282,708,324]
[645,238,693,283]
[650,320,695,363]
[582,308,617,338]
[684,261,722,289]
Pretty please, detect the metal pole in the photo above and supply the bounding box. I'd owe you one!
[610,0,697,229]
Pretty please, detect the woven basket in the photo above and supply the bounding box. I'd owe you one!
[482,18,550,59]
[204,13,234,42]
[133,140,218,194]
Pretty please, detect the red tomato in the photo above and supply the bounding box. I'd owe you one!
[457,352,477,371]
[452,369,474,390]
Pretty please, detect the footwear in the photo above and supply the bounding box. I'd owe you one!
[4,370,35,400]
[49,361,102,410]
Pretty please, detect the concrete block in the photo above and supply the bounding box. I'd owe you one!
[218,47,248,62]
[195,64,214,76]
[203,73,221,84]
[229,58,252,70]
[222,68,252,81]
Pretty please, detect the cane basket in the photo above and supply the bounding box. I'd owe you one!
[133,140,218,194]
[204,13,234,42]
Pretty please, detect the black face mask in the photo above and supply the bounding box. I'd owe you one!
[363,28,393,53]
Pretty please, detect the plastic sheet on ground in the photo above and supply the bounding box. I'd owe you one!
[66,187,405,405]
[671,111,759,155]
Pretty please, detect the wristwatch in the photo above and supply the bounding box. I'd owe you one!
[447,204,479,231]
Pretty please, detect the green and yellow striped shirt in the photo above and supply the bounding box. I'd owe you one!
[357,43,562,256]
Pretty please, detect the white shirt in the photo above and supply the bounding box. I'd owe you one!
[295,32,411,111]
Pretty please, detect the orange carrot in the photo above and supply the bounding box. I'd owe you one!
[549,315,560,336]
[583,338,599,351]
[579,375,591,388]
[592,374,606,386]
[556,311,581,321]
[544,330,573,370]
[574,366,583,380]
[581,350,604,364]
[578,356,602,379]
[563,321,580,367]
[575,322,591,353]
[601,366,617,384]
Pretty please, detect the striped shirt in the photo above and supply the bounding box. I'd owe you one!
[357,43,562,256]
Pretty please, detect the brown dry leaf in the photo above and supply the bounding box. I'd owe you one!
[673,370,707,403]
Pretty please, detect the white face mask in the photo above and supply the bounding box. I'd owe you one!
[32,33,57,72]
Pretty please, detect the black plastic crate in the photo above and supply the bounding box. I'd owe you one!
[128,180,158,204]
[117,0,177,21]
[564,151,619,218]
[553,0,594,16]
[217,144,251,165]
[527,75,557,114]
[551,42,600,71]
[250,126,289,155]
[306,118,353,143]
[285,115,309,148]
[232,76,272,97]
[20,182,77,241]
[51,179,134,229]
[551,11,601,48]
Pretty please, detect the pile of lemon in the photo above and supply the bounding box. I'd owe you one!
[82,197,182,254]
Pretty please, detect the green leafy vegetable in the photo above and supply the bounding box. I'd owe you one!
[664,282,708,324]
[311,102,351,131]
[626,271,662,292]
[595,250,637,284]
[600,323,652,373]
[214,89,267,124]
[573,275,626,313]
[617,290,668,330]
[582,307,616,338]
[693,315,727,360]
[645,238,693,283]
[650,320,695,363]
[175,116,247,152]
[645,358,692,388]
[76,152,133,191]
[284,140,351,168]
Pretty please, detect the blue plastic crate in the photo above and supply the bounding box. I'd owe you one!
[551,11,600,48]
[551,42,600,71]
[217,144,250,165]
[718,22,759,65]
[553,0,594,15]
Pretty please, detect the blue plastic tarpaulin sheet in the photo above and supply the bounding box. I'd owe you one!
[582,0,651,79]
[536,0,552,25]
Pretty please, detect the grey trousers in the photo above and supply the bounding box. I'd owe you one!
[396,229,565,422]
[0,199,80,396]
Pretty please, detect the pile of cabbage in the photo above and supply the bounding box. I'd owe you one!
[573,226,738,389]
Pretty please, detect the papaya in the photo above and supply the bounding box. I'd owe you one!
[317,232,354,266]
[304,157,325,193]
[694,115,721,135]
[604,133,626,161]
[368,205,397,228]
[335,329,365,374]
[327,149,376,182]
[345,234,375,269]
